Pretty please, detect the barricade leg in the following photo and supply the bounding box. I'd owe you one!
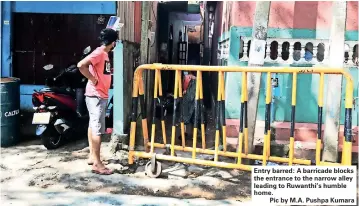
[129,64,353,173]
[158,70,167,145]
[214,72,223,161]
[150,70,160,153]
[266,73,272,158]
[138,75,150,153]
[192,71,201,159]
[220,71,227,152]
[342,78,353,165]
[263,72,272,165]
[170,70,180,156]
[316,73,324,165]
[243,72,249,155]
[178,71,186,148]
[289,72,297,166]
[129,72,140,164]
[237,72,246,164]
[198,71,206,149]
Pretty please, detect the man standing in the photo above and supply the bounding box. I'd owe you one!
[77,28,118,175]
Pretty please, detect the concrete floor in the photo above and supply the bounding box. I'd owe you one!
[1,135,253,206]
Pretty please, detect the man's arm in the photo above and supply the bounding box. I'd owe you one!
[77,58,97,85]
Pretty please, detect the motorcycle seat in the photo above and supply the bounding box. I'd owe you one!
[40,87,75,97]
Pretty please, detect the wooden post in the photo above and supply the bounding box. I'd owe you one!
[322,1,347,162]
[246,2,271,158]
[140,2,150,66]
[136,1,150,150]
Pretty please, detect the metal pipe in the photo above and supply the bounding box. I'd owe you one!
[134,64,354,79]
[214,71,223,161]
[158,70,167,145]
[342,75,354,165]
[316,73,325,165]
[139,76,149,152]
[237,72,246,164]
[128,74,140,164]
[171,70,179,156]
[192,70,200,159]
[289,73,297,166]
[263,72,272,166]
[145,142,312,165]
[243,72,248,155]
[129,64,354,168]
[220,71,227,152]
[199,71,206,149]
[150,70,159,154]
[270,73,278,124]
[135,151,252,171]
[178,71,185,147]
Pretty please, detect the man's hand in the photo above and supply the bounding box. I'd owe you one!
[78,57,98,85]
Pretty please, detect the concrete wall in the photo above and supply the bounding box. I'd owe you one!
[220,2,358,124]
[222,1,358,39]
[346,1,359,31]
[218,1,358,125]
[1,1,117,111]
[217,1,358,153]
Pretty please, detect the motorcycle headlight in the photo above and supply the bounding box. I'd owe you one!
[48,106,57,110]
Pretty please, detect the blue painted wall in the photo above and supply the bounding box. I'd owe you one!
[1,1,12,77]
[113,42,124,135]
[222,26,358,126]
[13,1,116,14]
[1,1,116,111]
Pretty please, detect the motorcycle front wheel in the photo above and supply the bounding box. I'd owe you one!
[41,125,64,150]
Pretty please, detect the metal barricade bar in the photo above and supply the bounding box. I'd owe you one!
[128,64,354,176]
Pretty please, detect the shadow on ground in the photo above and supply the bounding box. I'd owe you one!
[1,136,252,205]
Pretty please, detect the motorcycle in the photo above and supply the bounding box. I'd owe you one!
[31,46,92,149]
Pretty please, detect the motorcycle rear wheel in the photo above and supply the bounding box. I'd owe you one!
[41,125,64,150]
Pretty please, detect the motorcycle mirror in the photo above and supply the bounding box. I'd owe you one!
[43,64,54,70]
[83,46,91,55]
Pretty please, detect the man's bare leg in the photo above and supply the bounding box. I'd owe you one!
[91,134,105,169]
[87,127,94,164]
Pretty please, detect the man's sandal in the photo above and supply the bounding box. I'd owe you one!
[91,167,113,175]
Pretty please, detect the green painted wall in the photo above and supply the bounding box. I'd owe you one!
[219,27,359,41]
[223,26,358,126]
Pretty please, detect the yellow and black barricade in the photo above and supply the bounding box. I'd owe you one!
[128,64,354,177]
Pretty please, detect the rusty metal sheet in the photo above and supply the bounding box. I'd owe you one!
[117,1,137,42]
[134,1,142,44]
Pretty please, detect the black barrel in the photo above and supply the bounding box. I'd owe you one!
[1,78,20,147]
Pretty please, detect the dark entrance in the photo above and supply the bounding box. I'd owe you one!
[13,13,111,85]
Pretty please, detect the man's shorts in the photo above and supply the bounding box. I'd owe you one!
[85,96,108,136]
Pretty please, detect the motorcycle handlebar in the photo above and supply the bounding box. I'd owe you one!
[53,65,78,81]
[53,70,65,82]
